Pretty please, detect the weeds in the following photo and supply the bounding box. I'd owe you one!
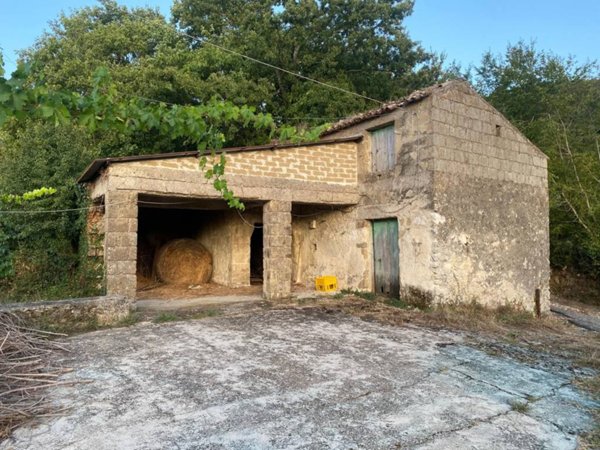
[28,314,100,335]
[509,399,530,414]
[116,312,142,327]
[190,309,220,320]
[340,289,376,301]
[386,298,411,309]
[153,313,180,324]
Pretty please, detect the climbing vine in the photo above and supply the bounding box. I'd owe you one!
[0,58,327,209]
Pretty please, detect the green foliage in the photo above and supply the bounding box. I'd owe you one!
[508,399,530,414]
[172,0,448,119]
[0,122,104,300]
[386,298,411,309]
[476,42,600,277]
[0,0,449,303]
[0,187,57,205]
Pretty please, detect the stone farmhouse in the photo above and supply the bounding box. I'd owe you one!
[79,80,550,312]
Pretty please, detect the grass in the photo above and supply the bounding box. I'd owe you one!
[385,298,411,309]
[27,314,100,335]
[339,288,376,301]
[508,399,530,414]
[577,375,600,449]
[190,309,220,320]
[581,411,600,449]
[153,313,180,324]
[413,300,544,333]
[115,312,142,327]
[25,310,145,335]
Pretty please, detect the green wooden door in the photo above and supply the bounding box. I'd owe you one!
[372,219,400,298]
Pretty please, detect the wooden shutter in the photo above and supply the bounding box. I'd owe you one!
[371,125,395,172]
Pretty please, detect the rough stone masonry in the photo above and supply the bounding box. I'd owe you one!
[79,80,549,312]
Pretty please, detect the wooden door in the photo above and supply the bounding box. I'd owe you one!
[372,219,400,298]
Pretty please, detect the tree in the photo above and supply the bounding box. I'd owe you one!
[21,0,276,148]
[0,0,447,300]
[172,0,447,120]
[476,42,600,276]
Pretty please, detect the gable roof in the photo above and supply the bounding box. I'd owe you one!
[78,135,362,183]
[321,82,449,137]
[321,79,548,160]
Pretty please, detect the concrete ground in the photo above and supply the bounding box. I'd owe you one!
[2,309,598,450]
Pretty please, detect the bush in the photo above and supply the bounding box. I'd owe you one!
[0,122,108,302]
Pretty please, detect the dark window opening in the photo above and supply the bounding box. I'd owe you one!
[250,226,263,284]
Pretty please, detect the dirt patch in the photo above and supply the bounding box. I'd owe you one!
[136,282,262,300]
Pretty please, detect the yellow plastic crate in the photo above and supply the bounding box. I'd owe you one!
[315,275,337,292]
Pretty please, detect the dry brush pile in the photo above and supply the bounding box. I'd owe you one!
[0,312,71,439]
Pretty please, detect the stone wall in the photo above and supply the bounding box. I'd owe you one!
[105,156,358,205]
[322,98,439,300]
[114,141,357,188]
[84,81,549,307]
[263,201,292,300]
[292,209,370,290]
[428,83,547,188]
[429,83,550,311]
[322,81,550,310]
[196,209,261,287]
[93,141,360,299]
[104,190,138,298]
[0,295,132,331]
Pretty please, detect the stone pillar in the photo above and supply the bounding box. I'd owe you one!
[263,200,292,300]
[104,190,138,298]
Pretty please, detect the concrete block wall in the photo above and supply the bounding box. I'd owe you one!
[429,83,550,311]
[107,155,359,205]
[263,201,292,300]
[104,190,138,298]
[321,81,550,311]
[429,84,547,188]
[225,143,357,185]
[292,210,371,290]
[93,139,361,300]
[126,142,358,186]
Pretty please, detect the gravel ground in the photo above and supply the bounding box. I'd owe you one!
[1,309,598,449]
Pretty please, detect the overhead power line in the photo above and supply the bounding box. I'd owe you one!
[187,35,384,106]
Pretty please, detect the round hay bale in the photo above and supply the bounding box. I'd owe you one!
[154,239,213,284]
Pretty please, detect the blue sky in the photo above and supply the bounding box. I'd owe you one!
[1,0,598,75]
